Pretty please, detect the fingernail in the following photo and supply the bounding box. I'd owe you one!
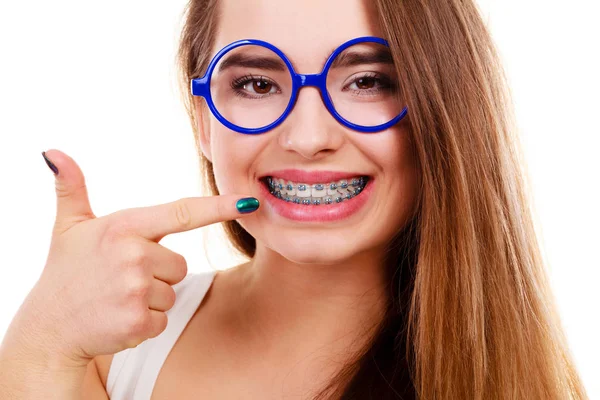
[236,197,260,214]
[41,151,59,175]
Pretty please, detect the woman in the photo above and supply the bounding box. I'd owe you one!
[0,0,587,399]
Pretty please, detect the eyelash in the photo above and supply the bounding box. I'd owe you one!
[229,72,395,99]
[342,72,395,96]
[230,75,281,99]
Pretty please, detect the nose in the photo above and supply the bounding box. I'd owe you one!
[277,86,345,160]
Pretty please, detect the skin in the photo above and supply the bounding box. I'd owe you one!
[94,0,421,398]
[0,1,420,398]
[193,0,419,389]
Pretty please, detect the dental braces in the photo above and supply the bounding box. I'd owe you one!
[267,177,367,205]
[267,177,365,192]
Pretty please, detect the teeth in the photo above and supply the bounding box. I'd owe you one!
[266,176,368,205]
[326,183,338,196]
[337,187,352,199]
[285,181,296,196]
[311,184,327,198]
[295,183,311,198]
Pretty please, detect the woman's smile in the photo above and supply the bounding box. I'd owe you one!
[258,169,375,222]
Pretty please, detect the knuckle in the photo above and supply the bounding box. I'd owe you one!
[54,180,70,199]
[102,218,130,246]
[172,199,193,230]
[127,312,151,336]
[107,211,133,234]
[123,336,145,349]
[127,276,151,300]
[165,287,177,309]
[55,181,87,200]
[104,206,147,239]
[216,198,228,220]
[158,313,169,333]
[149,313,169,338]
[174,254,188,280]
[124,242,149,266]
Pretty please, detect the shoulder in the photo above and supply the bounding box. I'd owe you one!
[172,269,217,297]
[94,269,217,390]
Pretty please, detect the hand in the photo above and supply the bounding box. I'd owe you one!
[20,149,259,368]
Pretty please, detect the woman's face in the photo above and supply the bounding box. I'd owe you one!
[199,0,420,264]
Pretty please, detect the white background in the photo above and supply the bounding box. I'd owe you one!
[0,1,598,396]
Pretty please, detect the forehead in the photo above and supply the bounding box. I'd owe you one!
[213,0,383,72]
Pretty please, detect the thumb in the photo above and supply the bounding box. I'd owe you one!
[42,149,96,235]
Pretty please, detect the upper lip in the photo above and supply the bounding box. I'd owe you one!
[260,169,369,184]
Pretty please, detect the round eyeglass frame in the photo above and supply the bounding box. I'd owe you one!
[190,36,409,135]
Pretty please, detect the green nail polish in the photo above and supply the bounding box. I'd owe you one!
[236,197,260,214]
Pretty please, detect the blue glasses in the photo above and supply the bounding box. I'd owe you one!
[190,36,408,135]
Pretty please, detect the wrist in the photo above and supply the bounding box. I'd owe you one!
[0,334,87,400]
[2,299,90,371]
[2,328,88,373]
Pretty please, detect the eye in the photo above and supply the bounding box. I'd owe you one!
[246,79,275,94]
[231,75,281,98]
[350,76,378,90]
[342,72,395,95]
[254,80,273,93]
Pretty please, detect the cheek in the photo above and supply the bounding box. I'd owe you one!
[387,132,420,204]
[384,129,416,170]
[362,128,420,216]
[354,125,417,175]
[210,124,264,193]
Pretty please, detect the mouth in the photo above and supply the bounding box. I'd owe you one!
[260,175,371,205]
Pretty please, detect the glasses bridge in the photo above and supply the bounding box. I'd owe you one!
[297,73,325,87]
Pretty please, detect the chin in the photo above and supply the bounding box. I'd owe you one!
[268,234,371,265]
[238,215,387,265]
[276,249,353,265]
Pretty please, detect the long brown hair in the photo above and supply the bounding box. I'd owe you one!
[176,0,587,398]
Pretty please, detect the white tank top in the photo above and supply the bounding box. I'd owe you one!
[106,269,217,399]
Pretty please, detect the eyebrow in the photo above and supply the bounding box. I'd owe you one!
[218,53,287,72]
[216,47,394,73]
[329,48,394,69]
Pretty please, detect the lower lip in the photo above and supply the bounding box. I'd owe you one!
[258,178,374,222]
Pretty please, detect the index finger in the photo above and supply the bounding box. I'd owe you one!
[112,194,260,242]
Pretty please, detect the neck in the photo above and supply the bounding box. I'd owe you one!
[225,244,390,363]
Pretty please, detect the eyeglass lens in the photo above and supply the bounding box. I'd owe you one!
[209,42,405,130]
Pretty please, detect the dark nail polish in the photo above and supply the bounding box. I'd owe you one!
[236,197,260,214]
[42,151,59,175]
